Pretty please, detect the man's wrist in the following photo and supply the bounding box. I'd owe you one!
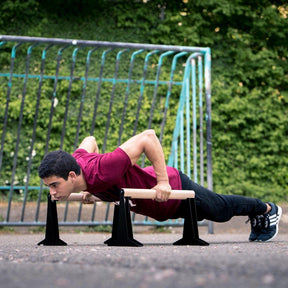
[157,178,169,184]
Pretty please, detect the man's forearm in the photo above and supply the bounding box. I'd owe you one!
[143,139,169,183]
[120,130,169,183]
[120,129,171,201]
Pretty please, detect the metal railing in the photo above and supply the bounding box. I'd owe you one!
[0,35,213,233]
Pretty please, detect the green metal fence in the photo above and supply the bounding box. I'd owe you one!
[0,35,213,233]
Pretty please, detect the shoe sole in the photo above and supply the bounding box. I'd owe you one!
[257,205,282,242]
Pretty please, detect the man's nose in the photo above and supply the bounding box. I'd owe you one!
[49,188,56,195]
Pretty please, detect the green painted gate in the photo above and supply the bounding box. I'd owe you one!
[0,35,213,233]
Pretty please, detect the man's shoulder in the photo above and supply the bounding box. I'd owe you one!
[72,147,130,163]
[72,148,88,158]
[73,148,88,154]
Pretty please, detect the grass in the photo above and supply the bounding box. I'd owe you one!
[74,225,113,234]
[149,226,173,234]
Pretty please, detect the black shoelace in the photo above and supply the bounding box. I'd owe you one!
[246,214,270,230]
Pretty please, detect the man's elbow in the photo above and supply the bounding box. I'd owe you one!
[143,129,158,143]
[78,136,98,153]
[142,129,157,139]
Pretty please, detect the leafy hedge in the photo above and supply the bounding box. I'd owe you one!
[0,0,287,202]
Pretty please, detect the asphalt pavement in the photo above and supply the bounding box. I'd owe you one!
[0,231,287,288]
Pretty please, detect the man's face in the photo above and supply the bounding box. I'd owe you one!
[42,173,75,200]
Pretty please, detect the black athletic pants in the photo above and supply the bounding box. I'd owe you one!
[172,172,267,222]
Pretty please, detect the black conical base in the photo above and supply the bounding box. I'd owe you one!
[37,194,67,246]
[104,190,143,247]
[38,238,67,246]
[173,237,209,246]
[173,198,209,246]
[104,237,143,247]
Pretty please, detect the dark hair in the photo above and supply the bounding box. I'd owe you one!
[38,150,81,180]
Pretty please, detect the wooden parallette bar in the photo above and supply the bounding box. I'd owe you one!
[123,188,194,199]
[62,189,195,202]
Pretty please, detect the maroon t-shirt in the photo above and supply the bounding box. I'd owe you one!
[72,148,182,221]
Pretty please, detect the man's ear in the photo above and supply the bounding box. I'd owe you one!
[68,171,77,181]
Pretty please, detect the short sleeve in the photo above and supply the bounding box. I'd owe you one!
[73,147,132,187]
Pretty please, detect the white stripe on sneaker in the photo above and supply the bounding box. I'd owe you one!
[269,206,282,227]
[266,206,282,242]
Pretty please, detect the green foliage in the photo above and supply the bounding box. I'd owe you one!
[84,225,112,233]
[0,0,40,27]
[0,0,288,202]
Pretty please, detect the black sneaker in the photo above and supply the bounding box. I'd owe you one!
[247,215,263,242]
[256,203,282,242]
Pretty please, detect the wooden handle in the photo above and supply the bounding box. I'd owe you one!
[59,189,194,202]
[123,188,195,199]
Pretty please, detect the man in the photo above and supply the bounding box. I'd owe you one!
[38,129,282,242]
